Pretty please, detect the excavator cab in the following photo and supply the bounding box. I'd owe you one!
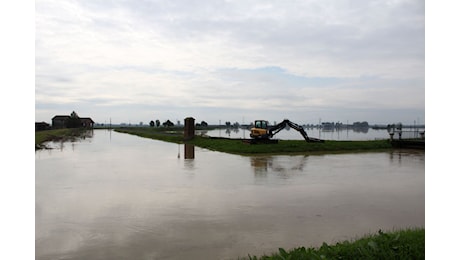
[250,120,270,139]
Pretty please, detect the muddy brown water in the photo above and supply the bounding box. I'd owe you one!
[35,130,424,259]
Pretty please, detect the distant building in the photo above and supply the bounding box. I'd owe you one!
[35,122,50,131]
[321,122,335,130]
[80,117,94,128]
[52,115,71,129]
[52,112,94,129]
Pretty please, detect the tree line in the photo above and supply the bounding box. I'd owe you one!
[149,119,208,128]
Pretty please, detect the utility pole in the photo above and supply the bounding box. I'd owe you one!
[242,117,245,139]
[319,118,321,139]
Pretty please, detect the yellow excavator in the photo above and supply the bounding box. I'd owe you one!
[250,119,324,143]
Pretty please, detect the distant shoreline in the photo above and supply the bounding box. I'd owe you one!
[35,127,423,154]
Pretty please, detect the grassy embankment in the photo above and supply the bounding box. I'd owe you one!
[35,128,86,149]
[244,228,424,260]
[115,127,393,155]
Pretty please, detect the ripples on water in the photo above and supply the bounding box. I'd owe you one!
[35,130,424,259]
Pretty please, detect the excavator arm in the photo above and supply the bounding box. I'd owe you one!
[268,119,324,143]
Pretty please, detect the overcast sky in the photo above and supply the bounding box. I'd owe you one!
[35,0,425,125]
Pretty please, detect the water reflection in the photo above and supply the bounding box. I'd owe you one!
[81,129,94,139]
[198,127,247,139]
[183,158,195,171]
[389,149,425,165]
[42,129,95,151]
[250,156,308,178]
[204,127,394,141]
[179,144,195,170]
[184,144,195,159]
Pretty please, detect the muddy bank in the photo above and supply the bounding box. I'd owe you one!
[35,129,94,150]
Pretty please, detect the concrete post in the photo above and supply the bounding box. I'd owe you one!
[184,117,195,141]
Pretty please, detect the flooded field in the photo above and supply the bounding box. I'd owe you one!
[35,130,424,259]
[199,127,423,141]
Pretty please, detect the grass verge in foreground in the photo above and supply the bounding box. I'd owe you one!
[244,228,424,260]
[115,127,393,155]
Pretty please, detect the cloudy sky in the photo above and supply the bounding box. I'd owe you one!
[35,0,425,125]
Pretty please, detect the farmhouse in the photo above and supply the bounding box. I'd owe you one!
[52,112,94,129]
[80,117,95,128]
[35,122,50,131]
[52,115,71,129]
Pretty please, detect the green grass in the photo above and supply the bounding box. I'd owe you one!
[115,127,393,155]
[244,228,424,260]
[115,127,184,143]
[189,137,391,155]
[35,128,88,149]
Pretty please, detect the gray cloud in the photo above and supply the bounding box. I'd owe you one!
[35,0,424,125]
